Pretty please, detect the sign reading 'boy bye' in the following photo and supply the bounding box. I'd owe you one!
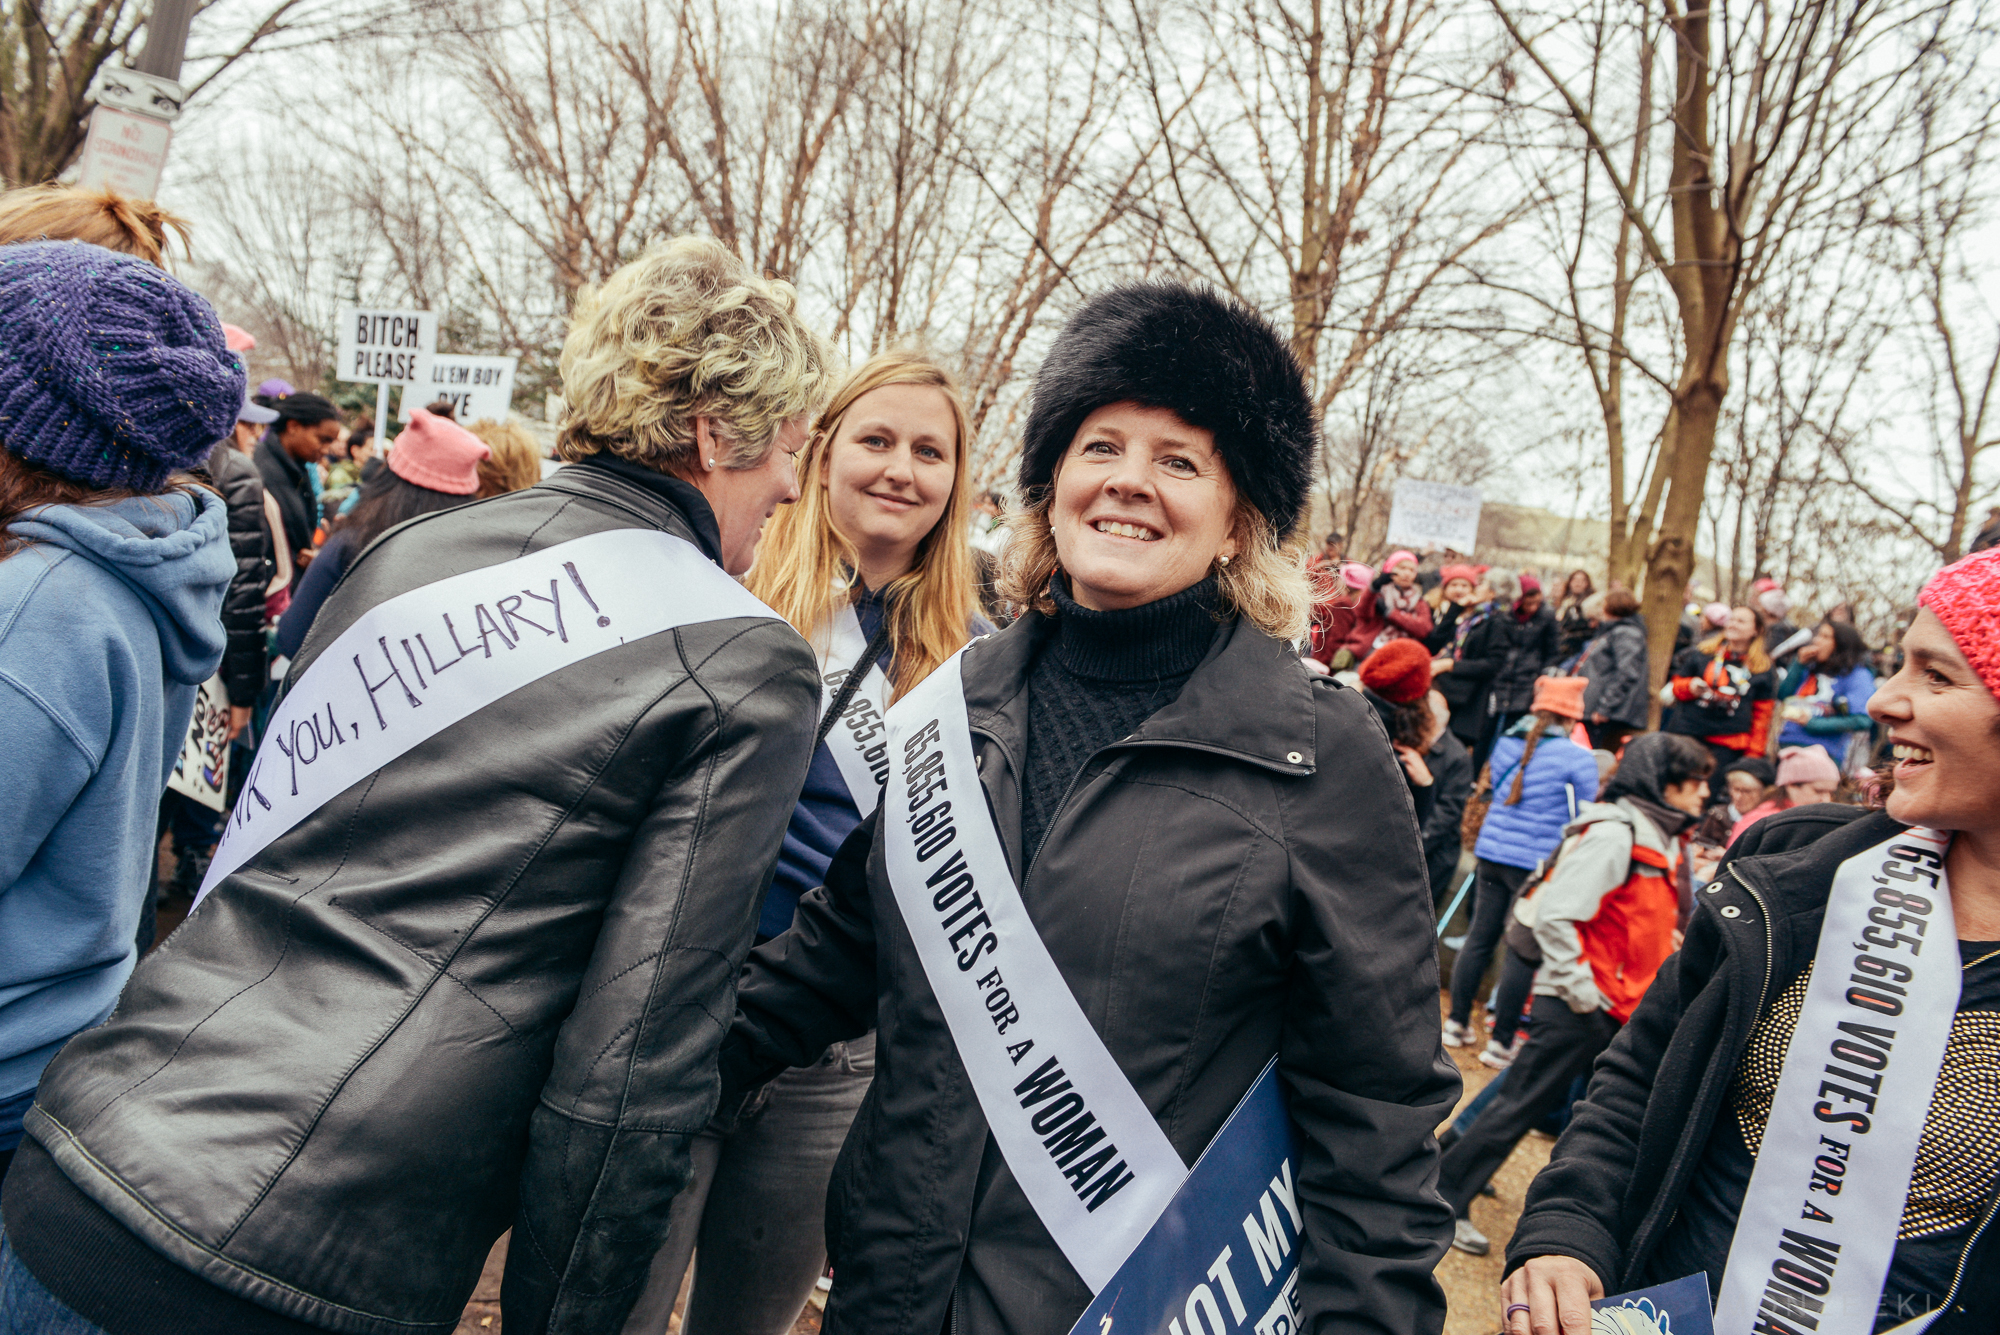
[194,530,778,905]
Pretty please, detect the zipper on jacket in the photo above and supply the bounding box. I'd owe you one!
[1933,1163,2000,1318]
[1729,866,1777,1013]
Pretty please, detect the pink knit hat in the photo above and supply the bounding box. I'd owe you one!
[1776,744,1840,787]
[1919,545,2000,700]
[1384,549,1418,572]
[222,323,256,352]
[390,410,490,495]
[1339,561,1375,590]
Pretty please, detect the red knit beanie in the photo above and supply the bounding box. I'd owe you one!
[1919,546,2000,700]
[390,409,490,496]
[1360,637,1433,704]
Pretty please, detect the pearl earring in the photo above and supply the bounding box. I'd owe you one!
[1218,555,1231,567]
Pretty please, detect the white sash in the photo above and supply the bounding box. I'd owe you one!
[881,649,1189,1292]
[814,603,891,816]
[195,529,778,906]
[1714,827,1959,1335]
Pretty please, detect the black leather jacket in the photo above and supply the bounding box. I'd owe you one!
[21,462,820,1335]
[723,609,1460,1335]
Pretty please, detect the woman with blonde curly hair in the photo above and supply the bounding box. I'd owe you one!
[624,350,989,1335]
[4,237,842,1335]
[715,283,1459,1335]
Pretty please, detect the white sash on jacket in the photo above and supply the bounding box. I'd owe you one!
[814,602,891,816]
[194,529,778,906]
[881,648,1189,1291]
[1713,826,1958,1335]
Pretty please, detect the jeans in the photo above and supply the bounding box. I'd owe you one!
[1447,859,1531,1027]
[0,1229,110,1335]
[621,1034,875,1335]
[1435,995,1617,1216]
[1488,948,1538,1048]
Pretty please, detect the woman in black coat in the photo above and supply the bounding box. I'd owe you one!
[721,285,1459,1335]
[1501,549,2000,1335]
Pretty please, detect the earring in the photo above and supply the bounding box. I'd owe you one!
[706,458,715,467]
[1219,555,1231,567]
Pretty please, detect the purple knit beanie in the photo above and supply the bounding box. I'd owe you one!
[0,241,246,491]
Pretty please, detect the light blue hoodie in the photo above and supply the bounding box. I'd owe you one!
[0,488,230,1142]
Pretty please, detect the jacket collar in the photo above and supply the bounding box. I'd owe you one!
[563,456,725,565]
[1722,807,1905,917]
[540,457,726,567]
[961,606,1318,778]
[257,432,305,485]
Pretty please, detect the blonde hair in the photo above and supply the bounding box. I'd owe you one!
[0,185,188,266]
[997,471,1313,644]
[556,236,838,474]
[467,418,542,498]
[746,351,980,702]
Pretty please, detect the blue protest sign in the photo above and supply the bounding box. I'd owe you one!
[1591,1272,1714,1335]
[1068,1059,1303,1335]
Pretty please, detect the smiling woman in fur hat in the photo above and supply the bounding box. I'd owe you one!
[717,283,1460,1335]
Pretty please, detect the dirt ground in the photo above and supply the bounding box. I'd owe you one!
[452,993,1535,1335]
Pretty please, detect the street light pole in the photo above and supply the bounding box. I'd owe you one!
[131,0,198,81]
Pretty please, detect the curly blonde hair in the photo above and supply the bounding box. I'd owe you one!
[997,474,1313,643]
[556,237,838,473]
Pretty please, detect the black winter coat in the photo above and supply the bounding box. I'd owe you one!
[19,464,821,1335]
[1580,615,1649,729]
[254,431,316,576]
[1476,602,1560,716]
[1436,605,1500,743]
[723,609,1461,1335]
[204,440,273,706]
[1506,807,2000,1333]
[1422,727,1474,902]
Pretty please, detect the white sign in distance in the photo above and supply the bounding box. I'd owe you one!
[335,307,437,386]
[74,107,173,201]
[1385,479,1483,554]
[398,354,518,424]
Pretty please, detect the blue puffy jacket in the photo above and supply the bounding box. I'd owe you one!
[1473,728,1603,870]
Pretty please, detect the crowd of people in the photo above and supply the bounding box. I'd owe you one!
[0,182,1994,1335]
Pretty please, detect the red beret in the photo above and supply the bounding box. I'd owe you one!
[1360,637,1433,704]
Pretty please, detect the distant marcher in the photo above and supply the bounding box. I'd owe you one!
[1777,618,1876,773]
[1361,637,1441,823]
[1440,732,1711,1258]
[1431,567,1513,764]
[969,486,1008,556]
[276,409,490,660]
[1440,570,1559,769]
[467,417,544,499]
[1308,530,1344,571]
[1424,563,1481,654]
[1308,559,1386,669]
[1690,756,1775,849]
[1728,744,1842,843]
[254,392,343,582]
[1374,548,1435,645]
[1554,569,1595,661]
[1757,584,1801,666]
[1423,688,1476,908]
[1665,604,1776,800]
[0,243,239,1179]
[1580,587,1649,752]
[1443,677,1602,1069]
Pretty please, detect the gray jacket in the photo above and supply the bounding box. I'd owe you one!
[723,609,1461,1335]
[1581,615,1649,727]
[24,463,820,1335]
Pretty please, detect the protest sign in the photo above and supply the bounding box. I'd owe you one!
[336,308,437,386]
[1066,1061,1303,1335]
[167,674,231,812]
[398,354,517,424]
[1384,480,1482,554]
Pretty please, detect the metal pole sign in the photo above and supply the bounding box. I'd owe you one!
[399,354,517,424]
[74,106,175,200]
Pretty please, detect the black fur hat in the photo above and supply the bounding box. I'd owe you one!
[1019,283,1317,537]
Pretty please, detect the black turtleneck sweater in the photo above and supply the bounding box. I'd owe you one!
[1021,576,1222,865]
